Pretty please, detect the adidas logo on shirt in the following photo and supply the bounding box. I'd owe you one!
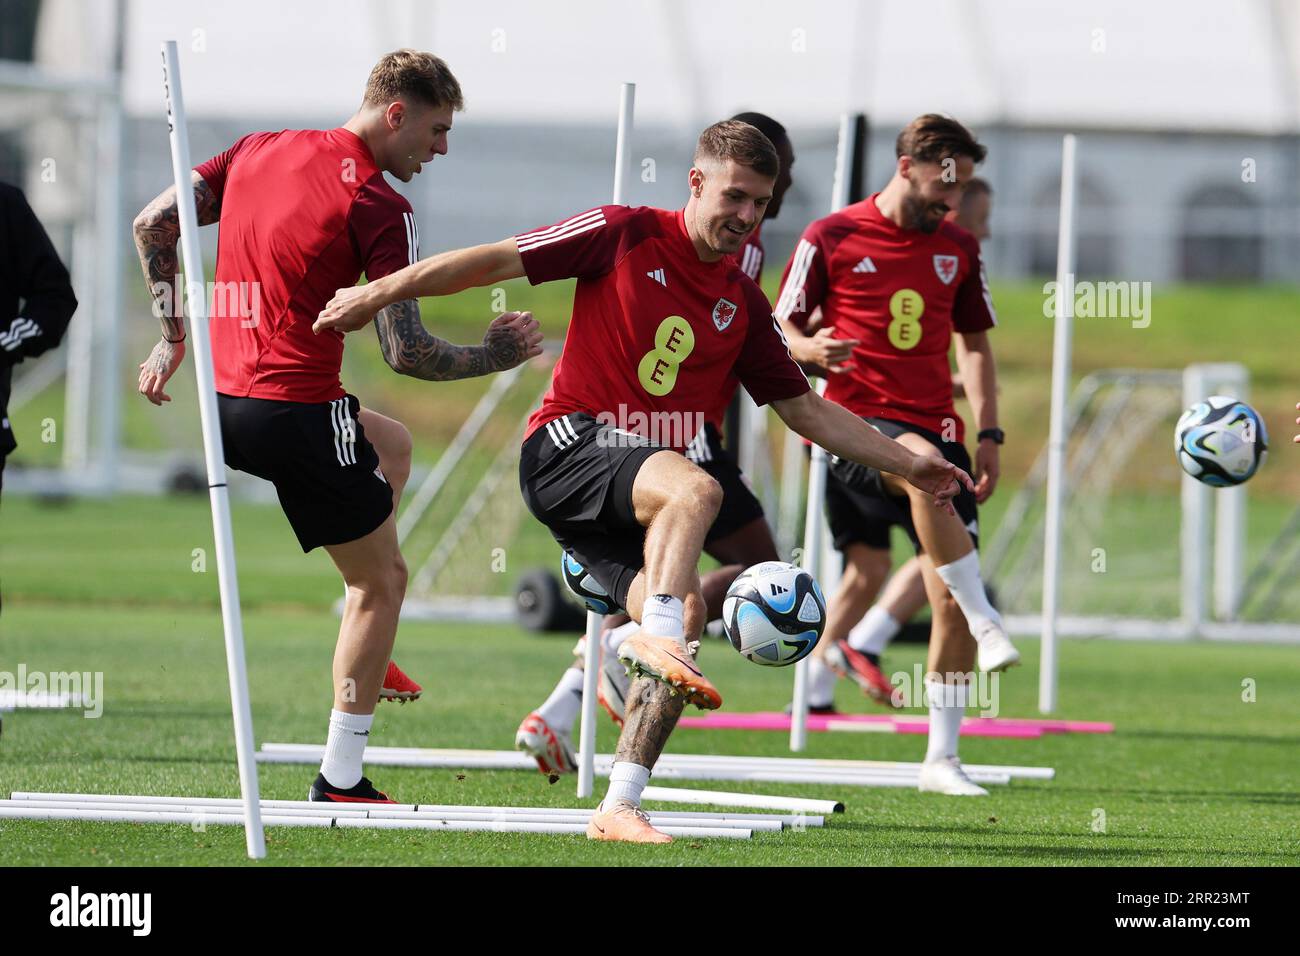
[646,268,667,287]
[852,256,877,273]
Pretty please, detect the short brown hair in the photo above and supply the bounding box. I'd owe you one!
[364,49,464,111]
[895,114,986,165]
[694,120,779,178]
[963,176,993,199]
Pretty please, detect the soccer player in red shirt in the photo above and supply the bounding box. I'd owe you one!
[817,177,1000,712]
[512,112,797,776]
[777,116,1017,796]
[316,119,970,841]
[131,50,541,804]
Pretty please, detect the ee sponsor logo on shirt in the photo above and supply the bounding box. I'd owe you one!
[638,315,695,396]
[888,288,925,351]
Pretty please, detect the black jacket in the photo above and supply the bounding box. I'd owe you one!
[0,181,78,457]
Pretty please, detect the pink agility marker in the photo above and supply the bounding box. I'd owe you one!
[972,717,1115,734]
[677,711,1112,738]
[673,712,1044,738]
[829,719,1043,739]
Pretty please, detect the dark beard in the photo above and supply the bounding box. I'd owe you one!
[902,193,944,233]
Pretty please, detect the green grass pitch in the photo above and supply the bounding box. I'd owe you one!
[2,494,1298,866]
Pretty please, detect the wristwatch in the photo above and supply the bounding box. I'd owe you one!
[977,428,1005,445]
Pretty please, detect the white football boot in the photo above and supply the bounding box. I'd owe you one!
[917,756,989,796]
[974,621,1021,672]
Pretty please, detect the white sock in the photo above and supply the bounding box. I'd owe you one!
[934,550,1002,637]
[603,761,651,807]
[602,620,641,655]
[808,656,837,708]
[641,594,685,644]
[319,709,374,789]
[848,605,900,656]
[923,679,969,763]
[537,666,585,733]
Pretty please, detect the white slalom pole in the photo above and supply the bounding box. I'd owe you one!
[790,113,855,752]
[6,792,817,825]
[576,611,602,799]
[578,81,635,800]
[161,41,265,859]
[611,82,635,206]
[790,380,828,753]
[643,786,841,815]
[1039,134,1078,715]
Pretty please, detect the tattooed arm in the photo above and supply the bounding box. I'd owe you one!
[132,172,221,405]
[374,301,543,380]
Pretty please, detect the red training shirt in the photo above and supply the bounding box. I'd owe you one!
[195,128,417,403]
[697,225,767,432]
[516,206,808,452]
[775,193,995,441]
[735,224,764,282]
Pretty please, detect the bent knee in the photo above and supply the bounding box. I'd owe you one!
[686,471,724,517]
[843,547,890,585]
[347,552,408,606]
[386,424,414,476]
[393,423,414,462]
[895,431,941,459]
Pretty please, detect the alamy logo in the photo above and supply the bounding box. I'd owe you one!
[50,886,152,936]
[0,664,103,718]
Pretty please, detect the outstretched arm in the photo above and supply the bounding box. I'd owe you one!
[132,172,221,405]
[771,389,973,512]
[374,300,542,380]
[315,238,525,335]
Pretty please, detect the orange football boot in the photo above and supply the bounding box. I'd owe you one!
[617,633,722,710]
[586,801,673,844]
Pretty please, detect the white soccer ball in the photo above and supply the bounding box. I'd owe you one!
[1174,396,1268,487]
[722,561,826,667]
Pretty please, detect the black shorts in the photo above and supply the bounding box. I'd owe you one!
[825,417,979,554]
[824,468,900,550]
[686,422,766,545]
[218,392,393,552]
[519,413,664,611]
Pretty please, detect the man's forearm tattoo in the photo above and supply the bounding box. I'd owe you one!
[374,299,528,381]
[613,676,687,769]
[133,174,220,340]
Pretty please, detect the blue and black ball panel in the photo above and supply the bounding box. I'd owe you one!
[560,552,618,615]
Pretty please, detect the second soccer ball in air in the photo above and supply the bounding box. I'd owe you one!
[1175,395,1268,487]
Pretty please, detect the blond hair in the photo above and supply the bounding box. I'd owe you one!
[363,49,464,111]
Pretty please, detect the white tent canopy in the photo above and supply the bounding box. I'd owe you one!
[109,0,1299,132]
